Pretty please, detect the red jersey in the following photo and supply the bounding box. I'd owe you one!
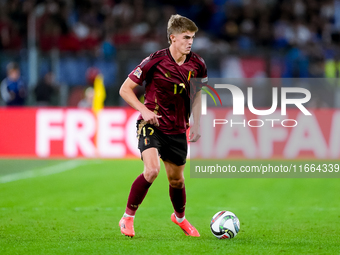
[128,48,208,135]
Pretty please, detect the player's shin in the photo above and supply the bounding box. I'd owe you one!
[125,173,152,216]
[169,184,186,221]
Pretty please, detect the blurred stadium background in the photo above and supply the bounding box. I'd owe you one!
[0,0,340,107]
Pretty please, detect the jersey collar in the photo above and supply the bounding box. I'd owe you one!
[166,48,192,65]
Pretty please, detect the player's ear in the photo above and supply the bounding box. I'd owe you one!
[170,34,176,43]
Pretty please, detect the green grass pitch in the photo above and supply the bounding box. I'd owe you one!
[0,158,339,254]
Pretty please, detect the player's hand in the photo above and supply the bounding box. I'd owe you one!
[141,109,162,126]
[189,125,201,142]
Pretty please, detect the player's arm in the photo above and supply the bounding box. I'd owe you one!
[119,77,161,126]
[189,90,201,142]
[0,80,14,102]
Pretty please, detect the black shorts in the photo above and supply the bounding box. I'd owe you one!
[136,120,187,166]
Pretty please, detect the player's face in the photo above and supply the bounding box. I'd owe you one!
[171,31,195,55]
[8,69,20,81]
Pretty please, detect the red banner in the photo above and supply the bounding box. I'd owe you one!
[0,108,339,159]
[0,108,140,158]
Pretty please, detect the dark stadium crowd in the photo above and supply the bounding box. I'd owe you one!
[0,0,338,55]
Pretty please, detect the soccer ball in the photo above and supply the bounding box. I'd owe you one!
[210,211,240,239]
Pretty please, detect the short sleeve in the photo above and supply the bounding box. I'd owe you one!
[200,58,208,84]
[194,58,208,93]
[128,56,154,86]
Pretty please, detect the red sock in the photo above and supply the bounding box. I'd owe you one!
[169,185,186,218]
[125,174,152,216]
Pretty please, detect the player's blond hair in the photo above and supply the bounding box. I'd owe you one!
[167,14,198,44]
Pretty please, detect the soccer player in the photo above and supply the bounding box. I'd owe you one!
[119,14,207,237]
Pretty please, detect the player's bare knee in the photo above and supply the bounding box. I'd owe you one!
[144,165,160,182]
[169,178,185,189]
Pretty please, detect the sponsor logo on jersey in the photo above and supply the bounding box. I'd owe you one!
[164,71,171,78]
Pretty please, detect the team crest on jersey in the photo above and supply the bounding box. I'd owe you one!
[133,67,142,79]
[187,70,195,81]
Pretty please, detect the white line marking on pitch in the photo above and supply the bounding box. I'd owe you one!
[0,160,90,184]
